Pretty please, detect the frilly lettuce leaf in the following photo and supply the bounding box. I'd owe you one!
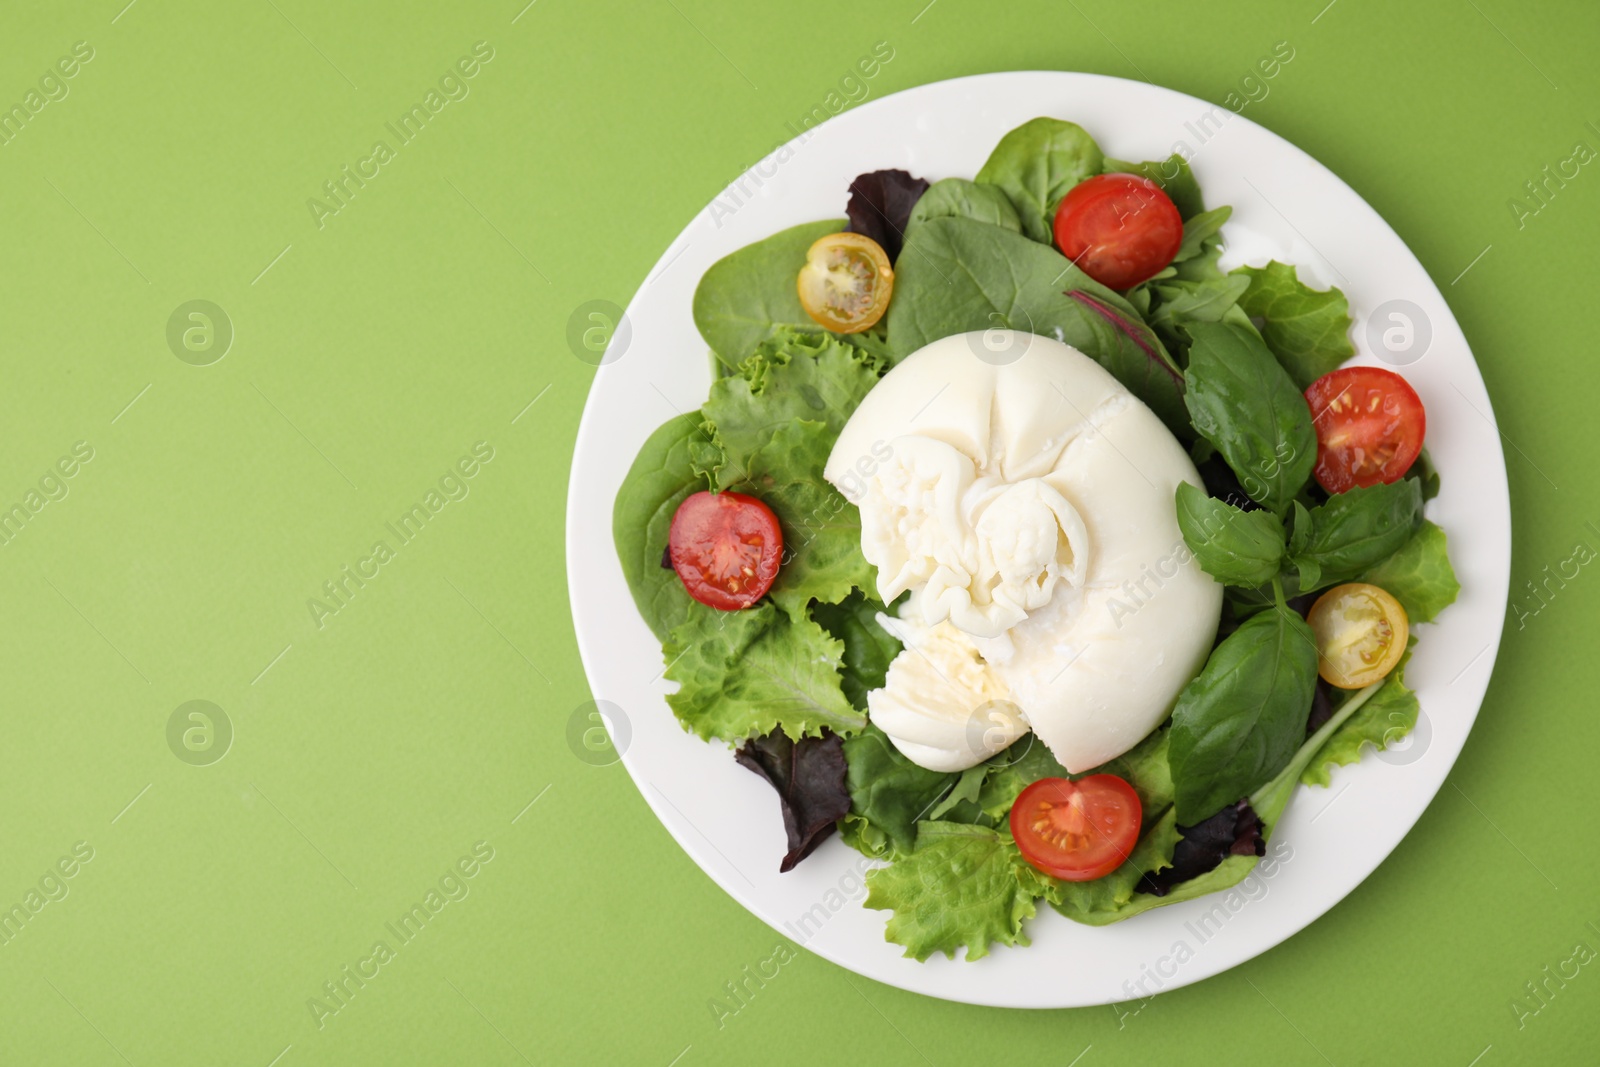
[863,821,1040,961]
[664,601,866,743]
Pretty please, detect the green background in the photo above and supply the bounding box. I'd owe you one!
[1,0,1595,1063]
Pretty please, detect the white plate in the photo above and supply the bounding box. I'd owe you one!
[565,72,1510,1008]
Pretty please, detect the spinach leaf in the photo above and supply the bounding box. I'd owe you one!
[1360,520,1459,623]
[811,591,901,710]
[611,412,710,642]
[975,118,1105,243]
[841,724,958,858]
[1182,321,1316,514]
[1288,479,1423,593]
[974,735,1072,819]
[885,216,1189,435]
[692,219,844,367]
[1232,261,1355,389]
[905,177,1022,234]
[1104,153,1206,219]
[1168,605,1319,822]
[1175,481,1286,587]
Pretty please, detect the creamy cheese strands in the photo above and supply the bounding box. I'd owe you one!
[824,331,1222,773]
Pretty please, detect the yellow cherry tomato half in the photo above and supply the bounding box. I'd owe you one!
[1307,582,1410,689]
[797,232,893,333]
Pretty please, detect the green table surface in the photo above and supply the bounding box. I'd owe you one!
[2,0,1596,1063]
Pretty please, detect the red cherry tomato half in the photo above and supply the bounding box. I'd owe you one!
[1052,174,1184,290]
[668,491,783,610]
[1009,774,1142,882]
[1304,367,1426,494]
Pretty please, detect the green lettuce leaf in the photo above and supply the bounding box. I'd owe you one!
[747,420,877,615]
[1302,646,1418,787]
[1232,261,1355,389]
[698,331,885,488]
[863,821,1040,961]
[663,601,866,743]
[1360,520,1460,623]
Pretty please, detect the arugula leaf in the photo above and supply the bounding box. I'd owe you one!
[1360,520,1460,623]
[928,766,989,820]
[863,821,1039,961]
[886,216,1189,435]
[810,591,901,711]
[611,413,711,642]
[1232,261,1355,389]
[906,177,1023,234]
[1288,479,1423,594]
[692,219,844,367]
[840,725,958,858]
[1175,481,1286,587]
[1148,275,1252,336]
[1174,206,1232,262]
[1104,153,1205,219]
[664,601,866,743]
[1183,321,1316,514]
[975,118,1105,243]
[1168,605,1320,822]
[1302,646,1418,787]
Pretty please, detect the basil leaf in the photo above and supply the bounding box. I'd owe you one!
[975,118,1104,243]
[886,216,1189,435]
[1288,480,1423,593]
[1168,607,1319,822]
[1182,321,1316,514]
[905,177,1022,235]
[1175,482,1286,587]
[1231,261,1355,389]
[692,219,844,368]
[1104,153,1205,219]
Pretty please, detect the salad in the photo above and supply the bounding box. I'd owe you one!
[613,116,1460,962]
